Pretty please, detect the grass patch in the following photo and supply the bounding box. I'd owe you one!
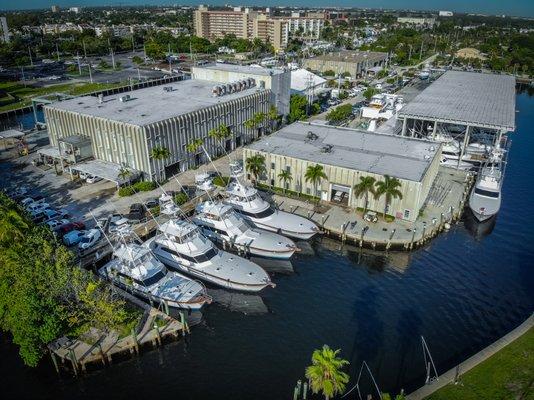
[425,327,534,400]
[117,304,144,339]
[0,81,126,112]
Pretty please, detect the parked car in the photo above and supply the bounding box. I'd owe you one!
[127,203,145,223]
[55,221,86,236]
[144,198,159,209]
[26,202,50,214]
[363,211,378,223]
[86,175,103,183]
[63,230,87,246]
[78,229,102,250]
[46,218,71,230]
[42,208,70,222]
[21,195,45,207]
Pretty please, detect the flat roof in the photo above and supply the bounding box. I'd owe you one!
[0,129,24,139]
[247,122,439,182]
[307,50,388,64]
[70,159,141,185]
[44,79,264,126]
[398,71,516,131]
[194,63,285,77]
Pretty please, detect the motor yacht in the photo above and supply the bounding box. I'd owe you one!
[145,219,274,292]
[469,160,504,222]
[195,172,215,192]
[193,201,298,260]
[99,243,211,310]
[224,180,319,240]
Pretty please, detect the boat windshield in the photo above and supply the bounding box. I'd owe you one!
[238,206,275,219]
[474,187,499,198]
[141,269,166,286]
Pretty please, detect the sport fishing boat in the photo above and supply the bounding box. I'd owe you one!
[145,219,274,292]
[193,200,298,260]
[224,180,320,240]
[99,243,211,310]
[469,160,504,222]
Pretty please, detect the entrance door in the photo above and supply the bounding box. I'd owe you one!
[165,161,181,179]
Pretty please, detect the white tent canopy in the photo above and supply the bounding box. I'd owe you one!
[0,129,25,139]
[69,160,141,185]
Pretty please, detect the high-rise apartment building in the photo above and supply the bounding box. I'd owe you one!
[193,6,325,51]
[0,17,9,43]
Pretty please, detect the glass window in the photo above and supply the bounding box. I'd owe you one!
[141,270,166,286]
[403,209,411,219]
[474,188,499,198]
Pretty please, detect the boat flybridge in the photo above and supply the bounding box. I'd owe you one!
[193,201,298,260]
[195,172,215,192]
[99,243,211,310]
[144,219,274,292]
[224,179,320,240]
[469,160,504,222]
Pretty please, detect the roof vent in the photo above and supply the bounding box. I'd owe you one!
[306,131,318,141]
[119,94,131,102]
[321,144,333,153]
[163,86,173,92]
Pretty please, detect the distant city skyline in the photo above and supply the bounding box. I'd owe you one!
[1,0,533,17]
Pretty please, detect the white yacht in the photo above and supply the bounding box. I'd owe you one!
[193,201,298,260]
[224,180,320,240]
[469,161,504,222]
[195,172,215,192]
[99,243,211,310]
[145,219,274,292]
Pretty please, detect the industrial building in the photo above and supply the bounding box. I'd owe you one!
[191,63,290,115]
[303,51,388,78]
[193,5,325,50]
[398,71,516,167]
[43,79,274,182]
[244,122,441,222]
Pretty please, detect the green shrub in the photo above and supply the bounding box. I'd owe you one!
[213,175,230,187]
[174,192,188,205]
[118,186,135,197]
[132,181,156,192]
[149,205,160,217]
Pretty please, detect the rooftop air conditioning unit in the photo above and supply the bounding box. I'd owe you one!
[321,144,333,153]
[163,86,174,92]
[119,95,131,102]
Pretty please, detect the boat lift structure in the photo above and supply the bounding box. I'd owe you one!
[397,71,517,169]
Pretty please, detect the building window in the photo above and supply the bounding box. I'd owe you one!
[285,165,290,173]
[271,162,275,170]
[403,209,411,219]
[270,179,274,186]
[306,187,311,195]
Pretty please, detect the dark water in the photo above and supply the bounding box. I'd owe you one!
[2,91,533,399]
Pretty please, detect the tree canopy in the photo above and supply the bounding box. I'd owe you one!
[0,193,128,367]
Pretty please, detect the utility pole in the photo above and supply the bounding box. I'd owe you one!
[408,44,413,62]
[56,42,60,61]
[168,43,172,73]
[28,47,33,67]
[108,38,116,69]
[131,34,135,53]
[77,51,82,75]
[419,39,423,60]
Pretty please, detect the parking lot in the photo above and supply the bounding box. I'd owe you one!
[0,130,242,242]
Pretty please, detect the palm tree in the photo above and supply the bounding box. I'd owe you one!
[118,167,132,184]
[305,345,350,400]
[353,176,376,215]
[186,138,204,168]
[374,175,403,219]
[208,124,231,141]
[267,105,279,133]
[149,146,171,161]
[243,112,267,131]
[277,169,292,192]
[305,164,327,201]
[245,154,266,183]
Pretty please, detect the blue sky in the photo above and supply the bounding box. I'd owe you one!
[1,0,533,17]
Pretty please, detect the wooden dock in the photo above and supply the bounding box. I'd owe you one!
[48,285,189,375]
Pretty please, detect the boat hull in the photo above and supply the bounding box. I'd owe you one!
[243,215,317,240]
[99,273,209,310]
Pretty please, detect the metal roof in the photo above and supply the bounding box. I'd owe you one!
[44,79,265,127]
[398,71,516,131]
[247,122,439,182]
[0,129,24,139]
[69,159,141,185]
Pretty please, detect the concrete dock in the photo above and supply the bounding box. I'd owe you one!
[48,285,189,375]
[269,166,473,250]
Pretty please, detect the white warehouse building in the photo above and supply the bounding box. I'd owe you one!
[43,79,274,182]
[244,122,442,222]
